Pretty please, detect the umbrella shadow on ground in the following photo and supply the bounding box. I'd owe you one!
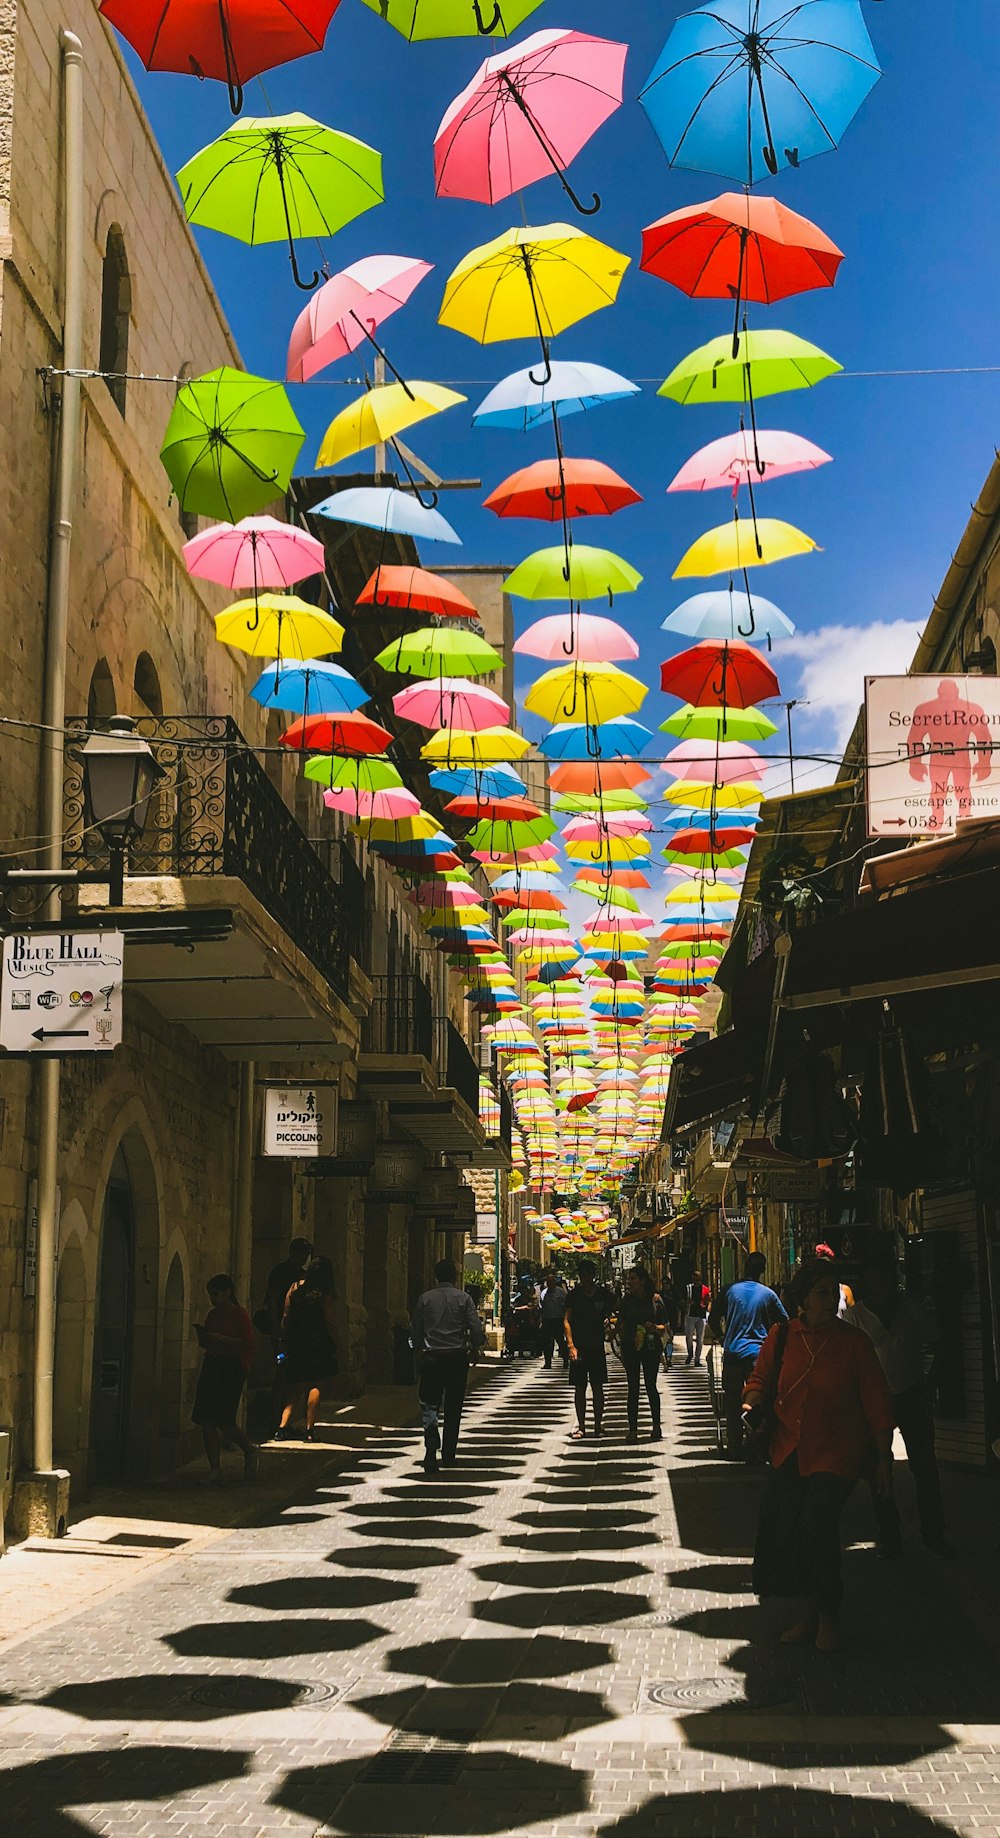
[474,1588,654,1629]
[385,1632,614,1684]
[0,1746,251,1835]
[380,1484,504,1500]
[474,1557,652,1589]
[275,1750,590,1836]
[599,1786,958,1836]
[667,1468,760,1557]
[163,1616,383,1661]
[533,1488,658,1507]
[349,1679,615,1737]
[510,1508,656,1532]
[42,1673,314,1721]
[328,1544,461,1570]
[501,1528,660,1554]
[346,1518,485,1541]
[228,1574,417,1612]
[668,1561,754,1593]
[341,1499,480,1520]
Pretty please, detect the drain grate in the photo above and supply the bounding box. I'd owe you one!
[357,1730,471,1788]
[644,1675,795,1711]
[189,1678,338,1711]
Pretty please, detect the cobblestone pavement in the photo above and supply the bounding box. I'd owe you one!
[3,1355,1000,1835]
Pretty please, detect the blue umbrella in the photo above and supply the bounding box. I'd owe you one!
[538,718,653,760]
[474,360,640,432]
[428,764,527,799]
[312,485,461,544]
[662,590,795,646]
[373,834,457,858]
[251,658,368,716]
[640,0,881,187]
[661,807,761,835]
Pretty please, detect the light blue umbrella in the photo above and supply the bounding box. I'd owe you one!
[661,806,761,835]
[312,485,461,544]
[640,0,881,187]
[662,590,795,646]
[474,360,640,431]
[491,870,567,892]
[251,658,367,716]
[428,764,527,799]
[538,718,653,760]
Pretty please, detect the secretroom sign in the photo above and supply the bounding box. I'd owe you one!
[865,675,1000,838]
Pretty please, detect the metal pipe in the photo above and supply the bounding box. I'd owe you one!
[32,29,85,1479]
[233,1063,255,1310]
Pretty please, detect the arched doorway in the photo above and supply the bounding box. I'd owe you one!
[89,1147,135,1482]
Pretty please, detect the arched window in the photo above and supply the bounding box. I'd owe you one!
[99,228,131,416]
[133,652,162,716]
[87,658,116,723]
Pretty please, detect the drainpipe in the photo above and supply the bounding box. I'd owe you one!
[31,29,85,1479]
[232,1063,255,1309]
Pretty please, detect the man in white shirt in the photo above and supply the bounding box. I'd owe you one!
[411,1259,486,1476]
[848,1263,952,1557]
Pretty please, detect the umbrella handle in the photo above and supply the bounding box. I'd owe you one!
[737,566,758,639]
[289,242,321,291]
[529,349,553,388]
[473,0,503,30]
[216,0,243,113]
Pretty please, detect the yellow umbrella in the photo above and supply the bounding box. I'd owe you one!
[664,780,760,810]
[674,518,819,579]
[317,380,467,468]
[421,727,532,763]
[359,813,443,842]
[215,594,344,658]
[524,662,647,725]
[439,223,629,345]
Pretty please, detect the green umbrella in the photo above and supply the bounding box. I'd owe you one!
[469,816,557,852]
[303,755,404,792]
[177,114,383,291]
[659,329,842,407]
[505,545,642,602]
[374,627,502,679]
[660,703,778,742]
[160,368,305,524]
[359,0,542,41]
[554,790,649,814]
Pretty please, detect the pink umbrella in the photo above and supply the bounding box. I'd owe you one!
[286,256,433,384]
[582,910,656,932]
[183,515,324,590]
[474,842,560,864]
[392,677,510,731]
[664,862,745,883]
[561,815,653,840]
[668,429,832,496]
[662,740,770,786]
[434,28,627,217]
[514,612,639,663]
[411,882,482,906]
[323,787,421,819]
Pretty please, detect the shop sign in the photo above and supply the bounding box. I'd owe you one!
[757,1168,824,1203]
[262,1084,338,1158]
[1,930,124,1053]
[865,674,1000,838]
[475,1211,498,1244]
[368,1144,424,1199]
[315,1100,376,1176]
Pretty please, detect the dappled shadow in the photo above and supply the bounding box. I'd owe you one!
[668,1468,761,1556]
[380,1484,503,1500]
[511,1508,656,1531]
[276,1750,589,1835]
[164,1617,382,1660]
[342,1499,480,1519]
[474,1557,652,1589]
[669,1561,753,1593]
[532,1488,658,1506]
[599,1786,957,1837]
[502,1527,660,1553]
[475,1588,654,1629]
[350,1679,614,1736]
[228,1574,416,1612]
[347,1518,484,1541]
[41,1673,313,1720]
[386,1632,614,1683]
[0,1745,250,1834]
[328,1544,461,1570]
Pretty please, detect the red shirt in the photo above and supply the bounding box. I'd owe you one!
[745,1317,894,1479]
[205,1301,255,1374]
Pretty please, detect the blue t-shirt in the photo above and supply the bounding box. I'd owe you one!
[719,1280,787,1361]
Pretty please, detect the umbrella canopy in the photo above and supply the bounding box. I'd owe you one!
[639,0,881,187]
[356,566,478,619]
[160,368,304,523]
[485,458,640,522]
[215,595,344,659]
[251,658,366,715]
[286,255,432,382]
[660,639,780,708]
[434,29,626,214]
[668,430,832,495]
[311,486,461,544]
[440,223,629,345]
[306,756,403,795]
[515,612,638,662]
[505,545,641,601]
[662,704,778,743]
[374,628,502,678]
[421,727,532,763]
[358,0,543,41]
[674,518,819,577]
[429,764,527,798]
[448,794,542,820]
[663,739,770,785]
[524,663,647,724]
[663,589,794,644]
[280,711,393,753]
[538,718,652,760]
[640,192,843,307]
[317,381,466,468]
[549,760,651,793]
[183,515,324,589]
[474,359,639,429]
[660,330,842,406]
[177,114,382,291]
[394,678,509,730]
[100,0,341,110]
[664,779,761,810]
[327,786,421,819]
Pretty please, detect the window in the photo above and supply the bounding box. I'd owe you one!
[87,658,116,724]
[99,228,131,416]
[133,652,162,716]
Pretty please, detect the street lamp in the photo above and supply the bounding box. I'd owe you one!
[80,715,166,905]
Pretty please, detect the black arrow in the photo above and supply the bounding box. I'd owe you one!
[31,1028,88,1041]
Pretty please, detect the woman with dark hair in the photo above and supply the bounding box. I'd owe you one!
[275,1256,338,1442]
[192,1274,258,1485]
[616,1266,667,1443]
[744,1258,894,1652]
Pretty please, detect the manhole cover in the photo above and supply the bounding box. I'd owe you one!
[189,1678,338,1711]
[645,1676,793,1711]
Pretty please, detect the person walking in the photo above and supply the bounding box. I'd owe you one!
[709,1253,787,1460]
[564,1261,613,1440]
[275,1256,338,1442]
[684,1269,712,1366]
[510,1272,541,1358]
[192,1274,258,1485]
[539,1268,569,1370]
[745,1258,894,1653]
[848,1262,953,1557]
[260,1237,312,1339]
[411,1258,485,1475]
[616,1267,667,1442]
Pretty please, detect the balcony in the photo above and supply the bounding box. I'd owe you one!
[359,976,506,1166]
[61,716,364,1063]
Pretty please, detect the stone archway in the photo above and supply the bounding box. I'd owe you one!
[89,1116,163,1482]
[53,1229,89,1484]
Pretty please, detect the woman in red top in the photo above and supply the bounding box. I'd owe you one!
[744,1259,894,1652]
[192,1274,258,1486]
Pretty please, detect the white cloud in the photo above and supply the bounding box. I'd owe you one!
[777,619,924,750]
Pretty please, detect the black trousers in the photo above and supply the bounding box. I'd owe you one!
[723,1353,758,1457]
[418,1350,469,1461]
[623,1349,661,1434]
[540,1319,567,1366]
[753,1454,855,1614]
[871,1381,946,1549]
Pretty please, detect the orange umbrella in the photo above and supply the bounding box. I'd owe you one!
[356,565,479,620]
[548,760,652,794]
[484,458,641,521]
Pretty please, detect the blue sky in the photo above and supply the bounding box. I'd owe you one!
[127,0,1000,794]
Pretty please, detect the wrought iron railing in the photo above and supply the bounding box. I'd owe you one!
[362,974,434,1060]
[63,715,359,999]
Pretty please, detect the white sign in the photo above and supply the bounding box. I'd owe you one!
[865,675,1000,838]
[0,930,124,1053]
[262,1084,338,1157]
[475,1210,498,1245]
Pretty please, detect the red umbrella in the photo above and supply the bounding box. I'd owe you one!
[279,711,393,753]
[445,795,544,821]
[356,565,478,620]
[659,640,780,710]
[667,824,758,853]
[100,0,341,113]
[484,459,642,522]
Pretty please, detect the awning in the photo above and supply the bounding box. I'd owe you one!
[662,1031,754,1135]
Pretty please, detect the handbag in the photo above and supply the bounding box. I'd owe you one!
[742,1321,790,1460]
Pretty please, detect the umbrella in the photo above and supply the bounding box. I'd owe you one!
[160,368,304,523]
[434,29,626,216]
[474,359,639,429]
[663,589,794,646]
[660,329,841,406]
[306,755,403,794]
[251,659,366,715]
[317,382,466,468]
[286,255,432,382]
[440,223,629,384]
[664,779,761,811]
[449,794,542,820]
[514,612,638,662]
[374,628,501,678]
[505,545,641,602]
[485,459,641,522]
[663,739,770,784]
[356,566,478,619]
[539,719,653,760]
[183,515,324,589]
[99,0,342,113]
[393,678,510,729]
[674,518,818,577]
[639,0,881,187]
[279,711,393,753]
[215,595,343,658]
[358,0,543,42]
[177,114,383,291]
[524,663,647,724]
[429,764,527,798]
[421,727,532,763]
[559,790,647,812]
[327,787,421,819]
[549,761,651,793]
[668,431,832,495]
[662,704,778,743]
[659,639,780,708]
[311,486,461,544]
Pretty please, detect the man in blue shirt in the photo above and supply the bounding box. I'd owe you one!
[709,1253,787,1461]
